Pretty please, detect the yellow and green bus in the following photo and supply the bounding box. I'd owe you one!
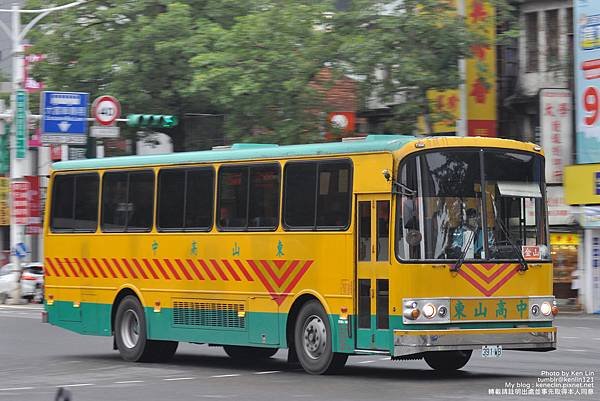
[43,135,557,374]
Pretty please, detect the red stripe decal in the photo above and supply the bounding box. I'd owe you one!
[153,259,170,280]
[55,258,70,277]
[176,259,194,280]
[92,258,108,278]
[210,259,228,281]
[221,259,241,281]
[247,260,279,300]
[101,258,117,278]
[186,259,204,280]
[198,260,216,280]
[464,263,511,284]
[73,258,88,278]
[111,258,128,278]
[273,260,286,270]
[234,260,253,281]
[83,258,98,278]
[261,260,283,286]
[457,265,520,297]
[45,258,59,277]
[164,259,181,280]
[122,259,138,279]
[132,259,149,280]
[280,260,313,298]
[143,259,159,279]
[64,258,79,277]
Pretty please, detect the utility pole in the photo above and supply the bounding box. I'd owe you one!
[0,1,86,268]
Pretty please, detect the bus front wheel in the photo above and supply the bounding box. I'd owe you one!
[424,350,472,371]
[294,300,347,375]
[114,295,178,362]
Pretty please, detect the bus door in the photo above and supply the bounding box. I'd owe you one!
[356,194,391,350]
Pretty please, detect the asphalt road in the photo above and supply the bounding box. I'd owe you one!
[0,304,598,401]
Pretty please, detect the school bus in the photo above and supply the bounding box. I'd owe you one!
[43,135,557,374]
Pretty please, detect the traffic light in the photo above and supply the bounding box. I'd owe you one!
[126,114,178,128]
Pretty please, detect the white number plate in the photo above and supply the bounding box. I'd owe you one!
[481,345,503,358]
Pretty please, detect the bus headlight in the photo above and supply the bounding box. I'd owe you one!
[540,302,552,316]
[422,303,436,319]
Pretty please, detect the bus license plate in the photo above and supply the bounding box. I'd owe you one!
[481,345,502,358]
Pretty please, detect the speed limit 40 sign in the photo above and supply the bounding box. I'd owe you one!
[91,95,121,126]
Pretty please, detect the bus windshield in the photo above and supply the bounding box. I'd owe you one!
[396,149,549,261]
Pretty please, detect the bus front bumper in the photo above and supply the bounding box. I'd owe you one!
[393,327,556,357]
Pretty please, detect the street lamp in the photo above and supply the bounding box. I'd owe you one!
[0,1,86,268]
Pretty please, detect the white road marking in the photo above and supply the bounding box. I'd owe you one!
[164,377,195,381]
[58,383,95,388]
[358,360,376,364]
[0,312,39,319]
[0,387,34,391]
[593,338,600,341]
[379,357,392,361]
[210,374,241,378]
[114,380,144,384]
[253,371,281,375]
[562,336,579,339]
[562,349,586,352]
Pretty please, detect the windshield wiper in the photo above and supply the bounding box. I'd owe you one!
[490,194,528,272]
[450,229,476,273]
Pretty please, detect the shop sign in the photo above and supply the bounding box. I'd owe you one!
[526,186,576,226]
[0,178,9,226]
[550,233,580,246]
[11,181,29,225]
[25,176,41,235]
[540,89,572,184]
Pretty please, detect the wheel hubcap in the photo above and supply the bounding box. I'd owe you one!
[121,309,140,349]
[302,315,327,359]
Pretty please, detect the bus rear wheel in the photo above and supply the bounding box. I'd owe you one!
[424,350,472,371]
[114,295,178,362]
[223,345,278,360]
[294,300,347,375]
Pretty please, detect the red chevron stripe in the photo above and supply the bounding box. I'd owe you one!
[82,258,98,278]
[175,259,193,280]
[142,259,159,279]
[198,259,216,280]
[234,260,253,281]
[121,258,138,279]
[44,260,53,276]
[480,263,496,271]
[164,259,181,280]
[111,258,128,278]
[247,259,279,300]
[221,259,241,281]
[153,259,170,280]
[273,260,286,269]
[186,259,204,280]
[464,263,511,284]
[210,259,228,281]
[485,265,521,296]
[92,258,108,278]
[458,265,520,297]
[101,258,117,278]
[280,260,313,298]
[55,258,70,277]
[73,258,88,278]
[45,258,59,277]
[261,260,299,287]
[64,259,79,277]
[131,259,148,280]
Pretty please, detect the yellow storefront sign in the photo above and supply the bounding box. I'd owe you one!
[0,178,9,226]
[564,164,600,205]
[450,298,529,322]
[550,233,580,246]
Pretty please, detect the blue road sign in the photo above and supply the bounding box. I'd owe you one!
[14,242,28,259]
[41,91,89,144]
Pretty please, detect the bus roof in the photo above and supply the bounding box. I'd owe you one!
[51,134,416,171]
[51,134,539,171]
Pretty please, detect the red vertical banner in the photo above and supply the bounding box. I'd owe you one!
[11,181,30,225]
[25,176,42,235]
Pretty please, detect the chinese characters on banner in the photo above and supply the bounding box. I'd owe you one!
[419,0,496,136]
[575,2,600,163]
[25,176,42,235]
[11,181,29,225]
[540,89,572,184]
[0,178,9,226]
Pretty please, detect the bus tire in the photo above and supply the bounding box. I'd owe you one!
[114,295,178,362]
[294,300,347,375]
[223,345,278,360]
[424,350,472,371]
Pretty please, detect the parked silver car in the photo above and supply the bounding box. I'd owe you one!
[0,262,44,303]
[0,263,21,304]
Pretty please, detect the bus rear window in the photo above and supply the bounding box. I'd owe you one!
[51,173,99,233]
